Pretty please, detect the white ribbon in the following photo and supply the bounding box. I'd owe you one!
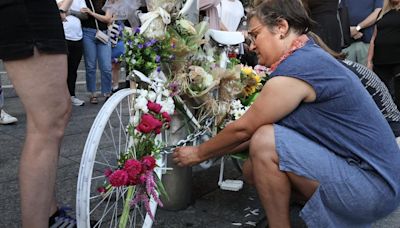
[139,7,171,35]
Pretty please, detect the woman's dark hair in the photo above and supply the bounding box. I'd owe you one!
[308,32,347,60]
[248,0,313,35]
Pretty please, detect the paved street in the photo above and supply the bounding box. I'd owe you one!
[0,91,308,227]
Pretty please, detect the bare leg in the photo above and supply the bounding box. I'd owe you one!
[112,62,120,90]
[4,49,71,228]
[249,125,318,228]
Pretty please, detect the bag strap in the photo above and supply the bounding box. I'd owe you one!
[87,0,101,30]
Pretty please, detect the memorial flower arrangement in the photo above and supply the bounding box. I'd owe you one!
[98,87,175,225]
[122,27,174,76]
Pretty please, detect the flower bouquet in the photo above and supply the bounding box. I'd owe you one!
[122,27,174,77]
[97,87,175,227]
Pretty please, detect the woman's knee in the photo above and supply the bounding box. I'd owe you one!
[249,124,276,159]
[28,96,71,139]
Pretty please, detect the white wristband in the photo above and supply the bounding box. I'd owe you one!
[356,25,362,32]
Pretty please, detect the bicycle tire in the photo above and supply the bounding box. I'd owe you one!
[76,88,164,228]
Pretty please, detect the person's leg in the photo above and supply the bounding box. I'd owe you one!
[4,48,71,228]
[112,62,121,91]
[66,39,83,97]
[357,42,369,66]
[374,64,395,103]
[248,124,319,228]
[393,64,400,108]
[97,39,112,96]
[82,28,98,98]
[342,42,357,63]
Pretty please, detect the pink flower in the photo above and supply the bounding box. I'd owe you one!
[141,155,156,171]
[104,168,113,177]
[138,173,147,184]
[136,114,163,134]
[124,159,142,183]
[161,112,171,122]
[108,170,129,187]
[147,101,162,113]
[97,186,106,193]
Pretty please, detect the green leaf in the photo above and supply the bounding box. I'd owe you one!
[230,150,249,160]
[155,174,169,200]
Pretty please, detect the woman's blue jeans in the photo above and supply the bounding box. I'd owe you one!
[82,27,112,94]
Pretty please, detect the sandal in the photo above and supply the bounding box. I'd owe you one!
[49,207,77,228]
[90,96,98,104]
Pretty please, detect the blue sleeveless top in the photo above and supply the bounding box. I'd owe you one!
[270,39,400,195]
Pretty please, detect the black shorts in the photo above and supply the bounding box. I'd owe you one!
[0,0,67,61]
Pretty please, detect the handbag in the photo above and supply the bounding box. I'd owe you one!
[88,0,109,44]
[95,30,110,44]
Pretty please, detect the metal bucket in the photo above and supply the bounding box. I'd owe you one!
[160,111,194,210]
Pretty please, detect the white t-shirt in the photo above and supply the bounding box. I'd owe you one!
[216,0,245,31]
[57,0,87,41]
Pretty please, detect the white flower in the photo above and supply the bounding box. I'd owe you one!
[147,91,157,102]
[134,96,149,113]
[202,72,214,88]
[137,89,148,97]
[162,89,170,97]
[160,97,175,114]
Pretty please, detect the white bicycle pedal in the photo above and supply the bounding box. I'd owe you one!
[219,179,243,191]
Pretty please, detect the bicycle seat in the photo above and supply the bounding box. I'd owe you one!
[207,29,244,46]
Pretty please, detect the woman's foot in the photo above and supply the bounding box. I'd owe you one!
[104,93,111,102]
[89,96,98,104]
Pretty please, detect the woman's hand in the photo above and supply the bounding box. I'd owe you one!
[172,146,202,167]
[80,7,93,15]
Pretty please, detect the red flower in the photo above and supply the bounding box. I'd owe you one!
[141,155,156,171]
[161,112,171,122]
[97,186,106,193]
[104,168,113,177]
[124,159,142,182]
[108,170,129,187]
[147,101,162,113]
[136,114,163,134]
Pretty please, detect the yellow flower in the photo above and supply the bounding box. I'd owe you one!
[241,67,253,75]
[252,74,261,83]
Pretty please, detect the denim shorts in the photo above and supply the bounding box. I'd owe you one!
[274,124,399,227]
[0,0,67,61]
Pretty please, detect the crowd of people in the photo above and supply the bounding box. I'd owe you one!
[1,0,400,227]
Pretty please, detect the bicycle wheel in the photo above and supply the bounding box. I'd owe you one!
[76,88,164,228]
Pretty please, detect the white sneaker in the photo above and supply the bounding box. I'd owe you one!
[71,96,85,106]
[0,110,18,124]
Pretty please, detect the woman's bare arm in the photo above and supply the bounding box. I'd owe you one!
[173,76,316,166]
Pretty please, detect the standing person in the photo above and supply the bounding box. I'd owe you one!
[0,0,73,227]
[58,0,87,106]
[308,31,400,137]
[216,0,245,31]
[0,84,18,125]
[303,0,342,52]
[199,0,222,30]
[80,0,113,104]
[367,0,400,106]
[173,0,400,227]
[102,0,140,93]
[341,0,383,66]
